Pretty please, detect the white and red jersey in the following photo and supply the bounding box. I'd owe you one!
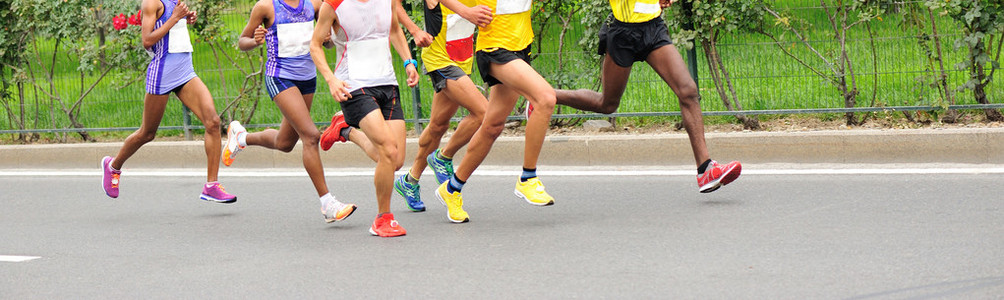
[324,0,397,92]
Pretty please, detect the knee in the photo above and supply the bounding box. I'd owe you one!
[276,140,296,153]
[533,91,556,114]
[380,143,402,169]
[299,128,320,148]
[426,121,450,136]
[677,84,701,108]
[481,120,506,140]
[597,102,619,115]
[203,115,221,133]
[137,130,157,144]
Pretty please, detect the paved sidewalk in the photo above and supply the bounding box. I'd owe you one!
[1,128,1002,169]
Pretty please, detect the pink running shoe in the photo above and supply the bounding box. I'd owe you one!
[697,160,742,193]
[101,156,121,198]
[200,182,237,203]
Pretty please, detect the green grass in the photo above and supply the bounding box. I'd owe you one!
[2,1,1002,137]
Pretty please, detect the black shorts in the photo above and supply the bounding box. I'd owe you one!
[475,46,532,87]
[340,85,404,128]
[427,65,469,93]
[598,15,673,68]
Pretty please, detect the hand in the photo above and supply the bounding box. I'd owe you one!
[660,0,674,8]
[461,5,493,27]
[187,11,198,24]
[405,64,419,88]
[412,30,433,47]
[172,1,189,22]
[326,77,352,102]
[254,26,267,45]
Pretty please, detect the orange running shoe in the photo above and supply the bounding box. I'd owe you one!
[369,213,407,237]
[322,198,357,223]
[320,111,349,151]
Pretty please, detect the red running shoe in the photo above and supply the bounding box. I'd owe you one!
[320,111,349,151]
[697,160,741,193]
[369,213,407,237]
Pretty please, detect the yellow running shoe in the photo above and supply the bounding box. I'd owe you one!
[514,177,555,206]
[435,182,469,223]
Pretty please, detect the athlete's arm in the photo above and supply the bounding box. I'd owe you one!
[395,0,432,47]
[660,0,674,8]
[438,0,493,27]
[390,6,419,88]
[238,0,269,51]
[310,0,336,49]
[141,0,189,49]
[310,2,351,101]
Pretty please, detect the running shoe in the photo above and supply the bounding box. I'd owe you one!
[394,174,426,212]
[435,182,469,223]
[427,149,454,184]
[222,120,246,167]
[514,177,555,206]
[369,213,407,237]
[322,198,357,223]
[100,156,121,198]
[697,160,742,193]
[200,182,237,203]
[320,111,349,151]
[525,102,534,119]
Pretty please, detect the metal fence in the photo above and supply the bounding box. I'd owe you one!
[1,1,1001,138]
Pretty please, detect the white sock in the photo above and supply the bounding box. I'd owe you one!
[320,193,335,207]
[237,132,247,147]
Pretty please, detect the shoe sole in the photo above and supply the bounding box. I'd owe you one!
[100,157,118,198]
[513,188,555,206]
[222,123,240,167]
[435,188,469,223]
[369,227,406,237]
[394,179,426,212]
[325,205,357,223]
[200,194,237,204]
[699,163,742,193]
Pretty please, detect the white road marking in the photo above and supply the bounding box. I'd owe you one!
[0,255,41,262]
[1,168,1003,177]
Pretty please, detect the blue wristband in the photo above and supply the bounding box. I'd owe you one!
[403,59,418,69]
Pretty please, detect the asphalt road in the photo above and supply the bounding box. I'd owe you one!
[1,171,1002,299]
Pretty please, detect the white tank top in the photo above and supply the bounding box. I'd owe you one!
[332,0,397,91]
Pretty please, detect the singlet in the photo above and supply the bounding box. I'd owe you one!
[421,0,476,73]
[609,0,661,23]
[475,0,533,52]
[325,0,397,91]
[264,0,317,80]
[145,0,196,95]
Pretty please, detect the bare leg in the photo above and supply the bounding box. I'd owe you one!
[269,88,330,196]
[554,55,632,114]
[356,111,406,214]
[453,84,520,181]
[244,91,312,152]
[408,76,487,179]
[111,94,170,170]
[647,44,710,166]
[486,60,556,170]
[174,77,222,182]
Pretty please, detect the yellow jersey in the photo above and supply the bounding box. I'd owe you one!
[422,0,478,73]
[610,0,662,23]
[475,0,534,52]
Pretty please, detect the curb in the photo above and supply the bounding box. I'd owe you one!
[1,128,1001,169]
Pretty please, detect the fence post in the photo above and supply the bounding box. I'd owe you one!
[680,0,699,90]
[182,103,193,141]
[404,0,424,136]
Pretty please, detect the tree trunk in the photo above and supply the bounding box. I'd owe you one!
[712,40,759,129]
[974,65,1004,121]
[929,9,957,123]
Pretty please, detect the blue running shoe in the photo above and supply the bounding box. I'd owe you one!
[427,149,454,185]
[394,174,425,212]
